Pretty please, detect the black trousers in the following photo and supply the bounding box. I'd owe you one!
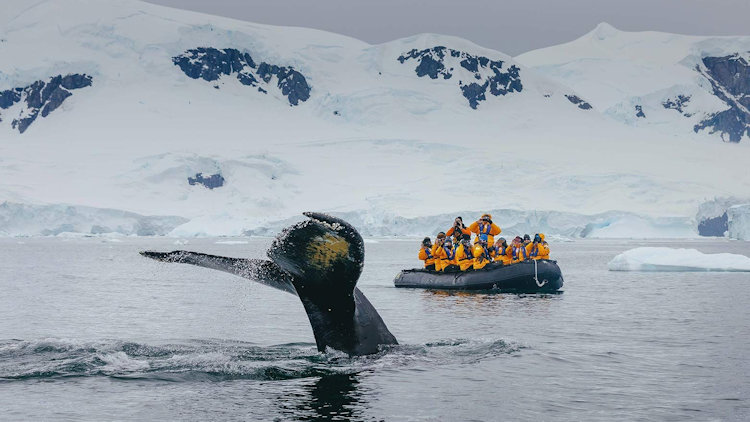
[424,264,436,271]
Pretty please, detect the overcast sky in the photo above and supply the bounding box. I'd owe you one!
[144,0,750,56]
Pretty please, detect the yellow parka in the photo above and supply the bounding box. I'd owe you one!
[492,244,512,265]
[468,221,501,245]
[456,243,475,271]
[434,245,458,271]
[472,244,492,270]
[511,243,529,263]
[418,246,435,267]
[430,243,443,271]
[528,234,550,260]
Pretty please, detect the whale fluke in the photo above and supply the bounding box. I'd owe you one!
[141,213,397,356]
[139,251,296,294]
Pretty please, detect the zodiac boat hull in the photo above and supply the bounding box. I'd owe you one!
[394,260,564,292]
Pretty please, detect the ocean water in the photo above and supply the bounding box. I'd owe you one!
[1,237,748,421]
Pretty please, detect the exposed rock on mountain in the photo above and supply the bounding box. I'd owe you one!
[397,46,522,109]
[0,74,92,133]
[173,48,311,106]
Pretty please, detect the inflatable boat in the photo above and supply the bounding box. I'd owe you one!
[394,260,564,292]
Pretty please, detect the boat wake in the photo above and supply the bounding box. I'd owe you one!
[0,337,521,382]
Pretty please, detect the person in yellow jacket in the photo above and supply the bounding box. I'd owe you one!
[431,232,447,271]
[468,214,501,245]
[492,237,512,265]
[455,235,475,271]
[434,237,459,272]
[510,236,529,263]
[472,239,493,270]
[418,237,436,271]
[446,216,471,244]
[527,233,551,260]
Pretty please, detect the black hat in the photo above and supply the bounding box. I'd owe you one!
[422,237,432,246]
[523,234,531,241]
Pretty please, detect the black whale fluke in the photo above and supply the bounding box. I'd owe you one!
[141,212,397,356]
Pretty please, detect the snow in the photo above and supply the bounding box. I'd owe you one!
[516,23,750,141]
[608,247,750,272]
[0,1,748,237]
[728,204,750,241]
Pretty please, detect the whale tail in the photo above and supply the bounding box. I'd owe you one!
[141,212,397,356]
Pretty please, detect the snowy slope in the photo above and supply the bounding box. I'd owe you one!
[516,23,750,143]
[0,1,749,237]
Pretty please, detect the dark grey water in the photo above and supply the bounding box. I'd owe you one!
[1,237,749,421]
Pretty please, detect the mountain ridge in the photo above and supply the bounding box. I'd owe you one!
[0,0,748,237]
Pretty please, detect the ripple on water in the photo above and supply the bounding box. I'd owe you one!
[0,337,521,383]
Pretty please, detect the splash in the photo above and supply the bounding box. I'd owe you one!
[0,337,521,382]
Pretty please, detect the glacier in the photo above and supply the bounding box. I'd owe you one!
[0,1,749,238]
[608,247,750,272]
[0,202,187,237]
[728,204,750,241]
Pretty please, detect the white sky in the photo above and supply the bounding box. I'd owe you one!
[144,0,750,56]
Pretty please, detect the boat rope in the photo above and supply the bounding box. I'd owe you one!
[533,259,547,287]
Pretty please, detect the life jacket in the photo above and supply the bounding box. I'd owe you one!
[513,244,527,261]
[420,247,434,266]
[477,223,492,242]
[443,246,456,261]
[458,244,473,262]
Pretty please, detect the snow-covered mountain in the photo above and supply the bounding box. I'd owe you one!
[516,22,750,143]
[0,1,749,238]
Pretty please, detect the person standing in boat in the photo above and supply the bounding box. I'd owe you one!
[455,235,475,271]
[446,216,471,244]
[469,214,501,245]
[435,238,460,272]
[419,237,436,271]
[528,233,550,260]
[493,237,512,265]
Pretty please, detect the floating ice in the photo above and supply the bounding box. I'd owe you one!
[608,247,750,272]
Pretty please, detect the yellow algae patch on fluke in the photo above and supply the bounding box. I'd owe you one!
[305,232,350,270]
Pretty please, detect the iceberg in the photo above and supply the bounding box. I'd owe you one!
[608,247,750,272]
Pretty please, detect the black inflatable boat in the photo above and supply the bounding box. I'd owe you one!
[394,260,564,292]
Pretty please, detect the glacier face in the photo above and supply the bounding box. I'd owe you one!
[0,1,748,237]
[728,204,750,241]
[0,202,187,237]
